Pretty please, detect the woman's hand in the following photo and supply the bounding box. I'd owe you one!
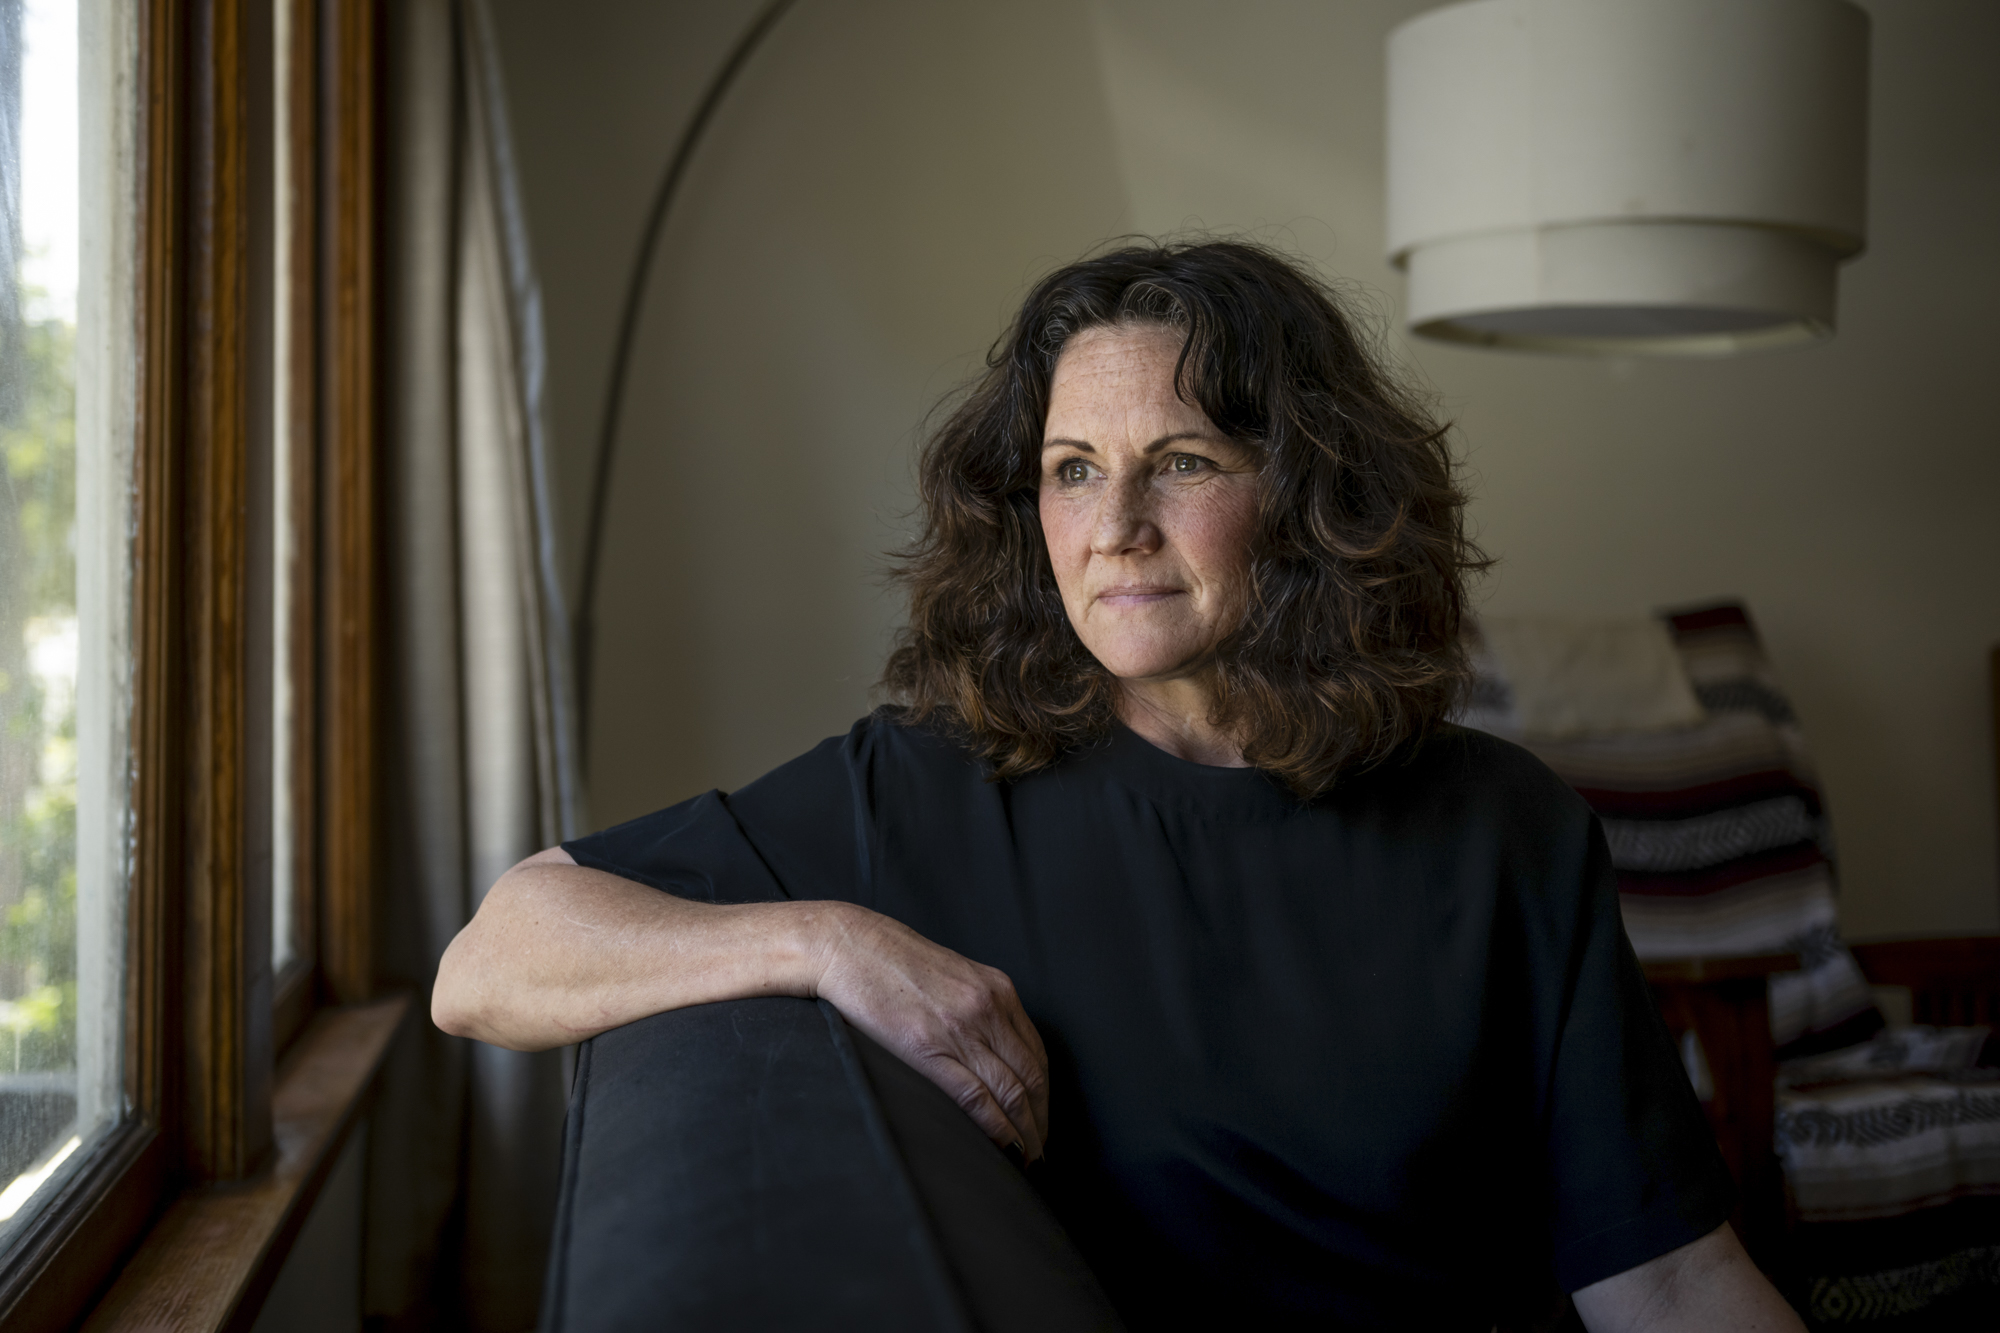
[809,904,1051,1162]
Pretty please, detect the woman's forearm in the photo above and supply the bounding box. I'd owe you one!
[435,847,1052,1153]
[432,848,841,1051]
[1572,1224,1804,1333]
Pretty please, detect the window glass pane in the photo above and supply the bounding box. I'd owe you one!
[0,0,130,1240]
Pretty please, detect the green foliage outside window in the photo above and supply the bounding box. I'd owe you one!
[0,305,79,1075]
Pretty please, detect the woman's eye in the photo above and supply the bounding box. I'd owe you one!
[1169,454,1203,474]
[1058,461,1091,484]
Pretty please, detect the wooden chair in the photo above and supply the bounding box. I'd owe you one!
[1849,936,2000,1034]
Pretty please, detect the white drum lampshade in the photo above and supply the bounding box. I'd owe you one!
[1386,0,1870,356]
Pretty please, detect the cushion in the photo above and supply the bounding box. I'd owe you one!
[1476,615,1705,739]
[540,996,1123,1332]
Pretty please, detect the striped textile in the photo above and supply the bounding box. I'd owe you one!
[1777,1071,2000,1224]
[1786,1195,2000,1327]
[1802,1234,2000,1327]
[1777,1027,2000,1225]
[1460,602,1879,1056]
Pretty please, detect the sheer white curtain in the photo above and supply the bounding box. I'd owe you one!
[373,0,581,1326]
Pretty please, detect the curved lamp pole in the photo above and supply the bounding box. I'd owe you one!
[574,0,800,748]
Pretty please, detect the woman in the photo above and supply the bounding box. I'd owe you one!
[434,243,1802,1331]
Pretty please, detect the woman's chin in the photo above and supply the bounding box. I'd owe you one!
[1093,647,1214,691]
[1078,610,1224,689]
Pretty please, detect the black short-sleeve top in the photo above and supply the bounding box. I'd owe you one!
[564,712,1733,1330]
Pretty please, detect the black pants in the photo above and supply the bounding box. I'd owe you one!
[540,998,1125,1332]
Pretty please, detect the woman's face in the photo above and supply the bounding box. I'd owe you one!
[1039,324,1261,689]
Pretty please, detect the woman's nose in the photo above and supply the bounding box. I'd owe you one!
[1089,478,1161,557]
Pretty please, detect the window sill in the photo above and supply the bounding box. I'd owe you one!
[79,995,409,1333]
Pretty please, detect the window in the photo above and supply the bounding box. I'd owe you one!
[0,1,386,1321]
[0,0,130,1246]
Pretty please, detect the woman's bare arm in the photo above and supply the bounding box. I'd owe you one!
[1573,1224,1804,1333]
[432,848,823,1051]
[432,848,1051,1158]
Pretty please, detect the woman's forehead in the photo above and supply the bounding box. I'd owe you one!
[1045,326,1205,434]
[1052,323,1182,376]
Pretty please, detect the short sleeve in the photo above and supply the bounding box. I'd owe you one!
[562,723,871,906]
[1545,818,1737,1291]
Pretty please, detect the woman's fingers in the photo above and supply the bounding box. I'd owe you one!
[877,984,1047,1158]
[812,906,1052,1160]
[851,1000,1045,1156]
[947,1026,1046,1158]
[985,970,1052,1146]
[924,1050,1044,1160]
[955,995,1049,1153]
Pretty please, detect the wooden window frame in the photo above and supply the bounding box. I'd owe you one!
[0,1,390,1327]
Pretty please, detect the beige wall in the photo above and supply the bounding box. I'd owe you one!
[488,0,1999,940]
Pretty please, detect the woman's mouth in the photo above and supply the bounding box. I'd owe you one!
[1096,586,1184,607]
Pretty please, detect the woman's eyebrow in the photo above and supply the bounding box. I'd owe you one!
[1139,431,1223,455]
[1039,431,1220,455]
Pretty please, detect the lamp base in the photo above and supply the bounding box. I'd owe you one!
[1403,220,1841,356]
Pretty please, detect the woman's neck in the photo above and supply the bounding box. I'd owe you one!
[1115,680,1249,768]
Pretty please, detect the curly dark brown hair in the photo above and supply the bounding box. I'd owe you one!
[882,241,1485,798]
